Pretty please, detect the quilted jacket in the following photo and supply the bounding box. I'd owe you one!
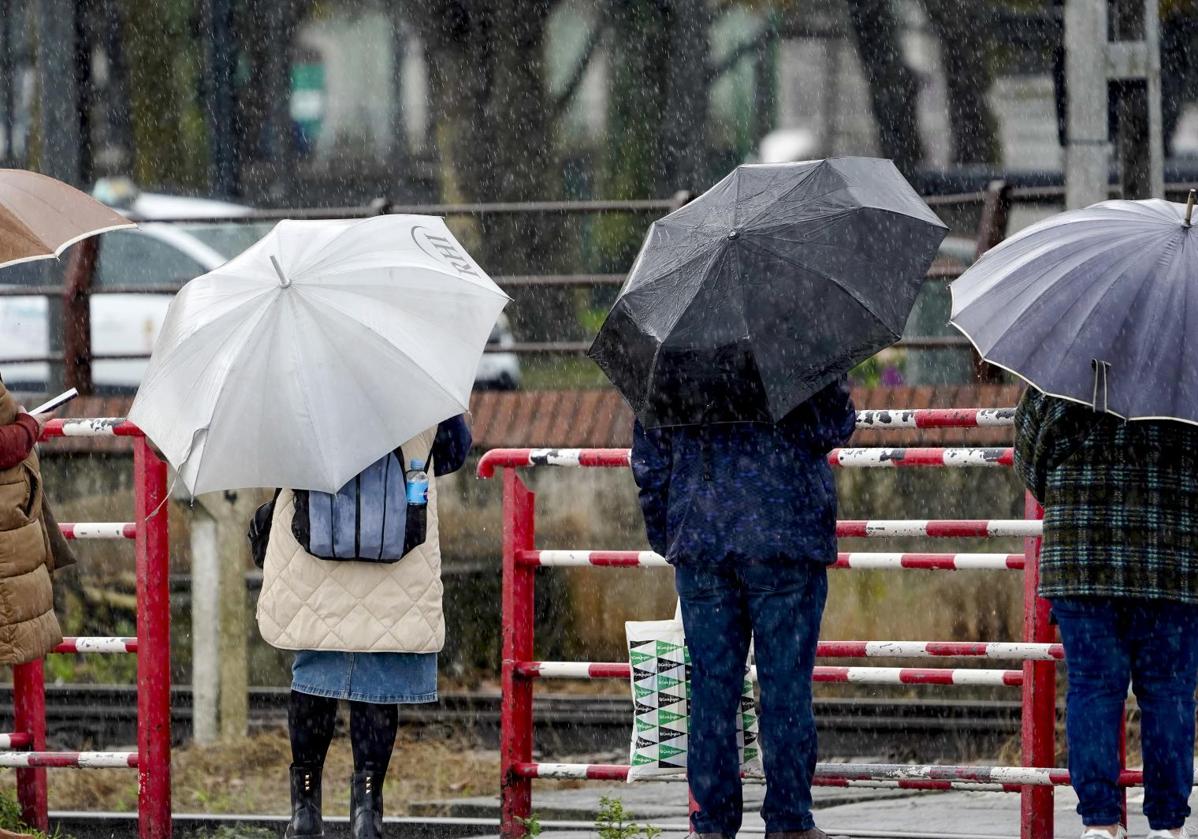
[0,381,63,665]
[256,426,447,653]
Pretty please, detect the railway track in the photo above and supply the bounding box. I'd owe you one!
[0,685,1025,761]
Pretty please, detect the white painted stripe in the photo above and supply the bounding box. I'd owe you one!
[58,419,124,438]
[65,637,135,654]
[69,523,133,540]
[0,735,18,749]
[77,752,136,768]
[532,763,594,780]
[534,663,601,679]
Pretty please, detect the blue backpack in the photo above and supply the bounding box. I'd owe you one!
[290,446,429,563]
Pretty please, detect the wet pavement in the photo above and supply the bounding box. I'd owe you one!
[420,778,1197,838]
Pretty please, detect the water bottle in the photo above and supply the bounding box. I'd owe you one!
[405,460,429,506]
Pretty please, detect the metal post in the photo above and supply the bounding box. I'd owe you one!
[1110,0,1163,200]
[971,180,1012,384]
[500,469,536,839]
[12,660,47,831]
[135,439,171,839]
[1021,494,1054,839]
[1064,0,1109,210]
[190,508,220,745]
[61,237,97,395]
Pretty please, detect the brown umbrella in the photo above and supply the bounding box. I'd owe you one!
[0,169,134,269]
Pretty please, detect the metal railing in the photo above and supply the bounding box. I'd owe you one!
[7,180,1192,393]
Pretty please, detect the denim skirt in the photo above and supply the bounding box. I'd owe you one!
[291,650,438,704]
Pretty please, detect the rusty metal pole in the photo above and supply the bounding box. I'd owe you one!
[61,237,97,395]
[970,180,1012,384]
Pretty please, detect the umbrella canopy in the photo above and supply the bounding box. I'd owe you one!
[0,170,134,269]
[950,198,1198,423]
[588,157,947,426]
[128,215,509,495]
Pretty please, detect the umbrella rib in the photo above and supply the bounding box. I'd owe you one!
[736,163,836,230]
[296,288,469,412]
[737,236,902,338]
[0,177,134,253]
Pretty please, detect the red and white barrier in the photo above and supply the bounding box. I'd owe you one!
[516,661,1024,686]
[0,751,137,769]
[854,409,1015,429]
[41,418,143,439]
[58,523,136,540]
[511,762,1168,788]
[521,549,1026,570]
[0,734,31,750]
[838,520,1041,538]
[52,637,137,654]
[829,447,1013,467]
[478,445,1018,477]
[817,642,1061,660]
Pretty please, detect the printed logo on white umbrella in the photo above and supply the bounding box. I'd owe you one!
[411,226,479,277]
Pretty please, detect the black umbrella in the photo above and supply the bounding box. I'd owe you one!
[588,157,947,427]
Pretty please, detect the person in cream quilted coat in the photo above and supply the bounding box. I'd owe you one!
[257,415,470,839]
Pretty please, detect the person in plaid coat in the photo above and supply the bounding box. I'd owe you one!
[1015,387,1198,839]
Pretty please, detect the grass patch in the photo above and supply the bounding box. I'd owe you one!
[0,729,499,818]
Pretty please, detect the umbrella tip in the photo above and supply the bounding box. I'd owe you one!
[1186,190,1196,227]
[270,255,292,288]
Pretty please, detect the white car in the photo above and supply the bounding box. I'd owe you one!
[0,192,521,394]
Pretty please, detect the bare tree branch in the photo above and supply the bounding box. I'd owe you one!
[705,26,767,84]
[552,22,606,120]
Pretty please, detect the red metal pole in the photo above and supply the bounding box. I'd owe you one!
[500,469,536,839]
[1119,703,1128,828]
[135,440,171,839]
[1021,493,1054,839]
[12,660,47,831]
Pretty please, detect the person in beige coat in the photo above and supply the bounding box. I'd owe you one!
[256,416,471,839]
[0,378,74,666]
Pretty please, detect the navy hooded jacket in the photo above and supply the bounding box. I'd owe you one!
[631,378,856,567]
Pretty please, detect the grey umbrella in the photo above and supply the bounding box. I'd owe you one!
[950,197,1198,423]
[588,157,947,427]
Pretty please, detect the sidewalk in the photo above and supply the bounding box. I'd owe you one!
[421,780,1195,839]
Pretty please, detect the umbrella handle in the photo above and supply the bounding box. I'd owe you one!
[270,256,292,288]
[1186,190,1196,227]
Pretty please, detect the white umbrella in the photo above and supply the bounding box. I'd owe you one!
[128,215,509,495]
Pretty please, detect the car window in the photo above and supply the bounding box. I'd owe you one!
[0,260,56,288]
[95,231,207,287]
[179,223,274,258]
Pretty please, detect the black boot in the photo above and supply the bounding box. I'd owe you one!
[350,770,384,839]
[285,764,323,838]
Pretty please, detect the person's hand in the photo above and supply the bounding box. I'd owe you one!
[18,407,56,433]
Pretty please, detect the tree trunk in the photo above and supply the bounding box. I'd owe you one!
[596,0,672,271]
[923,0,1000,165]
[659,0,712,195]
[412,0,571,340]
[844,0,924,174]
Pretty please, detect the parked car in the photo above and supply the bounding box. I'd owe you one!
[0,187,521,394]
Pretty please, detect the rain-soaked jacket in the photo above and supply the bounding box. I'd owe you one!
[632,378,856,567]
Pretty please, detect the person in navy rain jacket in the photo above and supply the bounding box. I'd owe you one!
[632,378,856,839]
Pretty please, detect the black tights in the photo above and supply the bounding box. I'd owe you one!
[288,690,399,773]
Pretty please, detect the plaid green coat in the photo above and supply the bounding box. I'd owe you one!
[1014,389,1198,604]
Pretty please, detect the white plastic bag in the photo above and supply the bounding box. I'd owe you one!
[625,603,762,780]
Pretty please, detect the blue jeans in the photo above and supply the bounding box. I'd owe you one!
[675,562,828,837]
[1052,596,1198,831]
